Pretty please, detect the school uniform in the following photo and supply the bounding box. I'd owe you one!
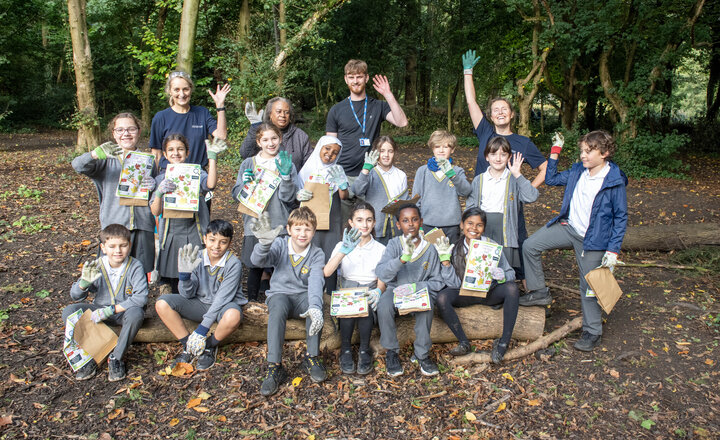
[413,164,472,243]
[251,236,326,364]
[374,237,446,360]
[72,152,156,273]
[62,256,148,360]
[351,167,408,244]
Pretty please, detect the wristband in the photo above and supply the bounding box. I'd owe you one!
[207,151,218,161]
[216,107,226,112]
[550,146,563,155]
[400,254,411,263]
[363,162,374,171]
[463,69,473,75]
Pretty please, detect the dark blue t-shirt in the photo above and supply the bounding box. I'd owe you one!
[326,96,391,176]
[150,106,218,169]
[473,116,546,176]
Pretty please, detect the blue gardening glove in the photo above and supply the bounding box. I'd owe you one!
[462,49,480,74]
[366,288,381,311]
[327,165,348,190]
[242,169,255,184]
[93,142,122,160]
[400,234,416,263]
[427,156,440,172]
[340,228,362,254]
[296,188,313,202]
[177,244,202,280]
[438,158,456,178]
[299,307,324,337]
[157,178,177,195]
[186,325,209,356]
[245,102,264,124]
[490,266,506,283]
[251,211,284,246]
[78,258,102,290]
[363,150,379,171]
[91,305,114,323]
[433,236,454,262]
[205,137,228,161]
[275,151,293,177]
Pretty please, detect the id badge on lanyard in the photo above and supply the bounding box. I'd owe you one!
[348,96,370,148]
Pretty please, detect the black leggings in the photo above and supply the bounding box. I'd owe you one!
[435,282,520,345]
[246,267,264,301]
[338,314,374,352]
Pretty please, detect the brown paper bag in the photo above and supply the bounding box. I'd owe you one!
[73,310,119,364]
[118,197,150,207]
[300,182,330,230]
[164,208,195,219]
[424,227,446,246]
[585,267,623,314]
[237,202,260,219]
[459,287,488,298]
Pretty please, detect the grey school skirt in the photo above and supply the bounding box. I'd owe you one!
[157,218,203,279]
[484,212,521,269]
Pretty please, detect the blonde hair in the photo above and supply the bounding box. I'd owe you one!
[427,130,457,150]
[164,71,194,106]
[287,207,317,230]
[344,59,368,75]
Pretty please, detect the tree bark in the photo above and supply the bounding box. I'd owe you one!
[404,53,417,107]
[67,0,100,153]
[176,0,200,74]
[276,0,287,89]
[140,5,168,131]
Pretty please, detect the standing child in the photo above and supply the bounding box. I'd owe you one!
[155,220,246,370]
[250,208,327,396]
[323,202,386,375]
[62,224,148,382]
[434,208,520,362]
[351,136,408,245]
[296,135,349,294]
[466,136,539,274]
[375,203,448,377]
[232,123,298,302]
[150,134,227,293]
[412,130,472,243]
[72,113,156,273]
[519,131,628,352]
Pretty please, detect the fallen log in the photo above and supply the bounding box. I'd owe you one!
[122,301,545,351]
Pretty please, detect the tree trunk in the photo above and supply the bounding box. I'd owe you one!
[404,53,417,107]
[67,0,100,152]
[176,0,200,74]
[140,5,168,131]
[599,45,635,138]
[276,0,287,89]
[707,29,720,120]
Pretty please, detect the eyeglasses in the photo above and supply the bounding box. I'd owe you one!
[113,127,139,135]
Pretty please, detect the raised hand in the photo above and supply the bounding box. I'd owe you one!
[296,188,313,202]
[93,142,122,160]
[363,150,379,171]
[365,288,381,311]
[437,159,456,178]
[340,228,362,254]
[508,152,525,178]
[275,151,293,177]
[462,49,480,72]
[177,244,202,274]
[205,137,228,161]
[550,132,565,155]
[400,234,416,263]
[299,307,324,337]
[78,258,102,289]
[157,178,177,195]
[90,306,114,323]
[327,165,349,190]
[433,236,454,262]
[251,212,284,246]
[244,102,264,124]
[372,75,393,98]
[208,83,231,107]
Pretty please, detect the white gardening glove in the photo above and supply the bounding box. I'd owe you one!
[140,173,156,192]
[437,159,456,178]
[366,288,381,311]
[327,165,349,190]
[245,102,264,124]
[205,137,228,161]
[157,178,177,195]
[93,142,122,160]
[78,258,102,290]
[299,307,324,337]
[400,234,416,263]
[363,150,380,171]
[490,266,506,282]
[177,244,202,275]
[551,132,565,155]
[90,306,114,323]
[251,212,284,246]
[186,328,208,356]
[433,236,454,262]
[601,251,623,273]
[296,188,313,202]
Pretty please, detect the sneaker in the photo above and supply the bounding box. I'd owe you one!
[410,354,439,376]
[171,350,194,368]
[357,350,373,375]
[107,355,126,382]
[385,350,404,377]
[339,350,355,374]
[449,341,471,357]
[75,359,97,381]
[260,363,287,396]
[196,347,218,370]
[573,331,602,352]
[302,356,327,383]
[491,339,509,364]
[518,288,552,306]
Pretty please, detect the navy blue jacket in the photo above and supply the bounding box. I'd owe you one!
[545,158,628,254]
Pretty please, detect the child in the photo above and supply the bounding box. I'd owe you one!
[434,207,520,362]
[466,136,539,275]
[296,135,349,294]
[375,203,447,377]
[150,134,226,293]
[72,113,156,273]
[412,130,472,243]
[323,202,386,375]
[519,131,628,352]
[155,220,246,370]
[351,135,409,245]
[232,123,298,302]
[250,208,327,396]
[62,224,148,382]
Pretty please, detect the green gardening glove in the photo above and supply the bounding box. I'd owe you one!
[91,306,115,323]
[462,49,480,74]
[78,258,102,290]
[205,137,228,161]
[275,151,293,178]
[438,159,456,178]
[400,234,416,263]
[93,142,122,160]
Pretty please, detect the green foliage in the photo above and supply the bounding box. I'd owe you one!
[35,289,51,299]
[615,132,689,178]
[0,185,44,201]
[670,246,720,273]
[11,216,52,234]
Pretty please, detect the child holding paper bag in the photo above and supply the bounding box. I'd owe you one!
[435,207,520,362]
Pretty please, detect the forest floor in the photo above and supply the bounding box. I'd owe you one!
[0,130,718,439]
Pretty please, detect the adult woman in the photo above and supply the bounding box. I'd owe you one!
[240,97,312,172]
[150,71,231,170]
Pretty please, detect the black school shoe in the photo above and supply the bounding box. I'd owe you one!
[410,354,439,376]
[449,341,471,357]
[491,339,509,364]
[107,355,126,382]
[75,359,97,381]
[171,350,194,368]
[302,355,327,383]
[357,350,373,375]
[574,331,602,352]
[197,347,218,371]
[518,287,552,306]
[260,363,287,397]
[385,350,404,377]
[339,350,355,374]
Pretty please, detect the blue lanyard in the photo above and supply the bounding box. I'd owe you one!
[347,96,367,135]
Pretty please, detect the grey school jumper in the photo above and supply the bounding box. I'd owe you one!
[413,164,472,227]
[466,173,538,248]
[63,257,148,360]
[251,237,326,363]
[442,236,516,288]
[375,237,449,360]
[351,168,409,240]
[177,251,247,329]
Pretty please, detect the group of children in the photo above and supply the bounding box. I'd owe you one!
[66,106,627,397]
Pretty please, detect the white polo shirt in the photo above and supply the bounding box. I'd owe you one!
[480,168,509,214]
[330,238,386,285]
[378,166,408,199]
[568,163,610,237]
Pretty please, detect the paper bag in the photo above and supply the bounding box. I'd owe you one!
[424,227,446,246]
[300,182,330,230]
[73,310,119,364]
[163,208,194,219]
[381,194,420,215]
[585,267,623,314]
[118,197,150,207]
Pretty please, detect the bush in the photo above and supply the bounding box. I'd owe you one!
[614,131,689,178]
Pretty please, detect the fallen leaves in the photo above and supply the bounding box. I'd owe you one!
[495,402,507,412]
[159,362,194,377]
[464,411,476,421]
